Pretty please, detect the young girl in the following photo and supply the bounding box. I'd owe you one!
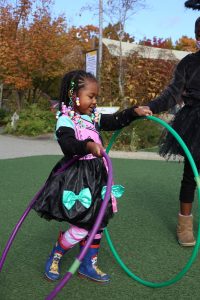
[140,17,200,247]
[33,69,152,283]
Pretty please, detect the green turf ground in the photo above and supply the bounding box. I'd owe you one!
[0,156,199,300]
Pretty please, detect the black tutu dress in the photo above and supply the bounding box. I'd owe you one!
[148,50,200,161]
[33,108,138,230]
[33,155,112,230]
[159,103,200,160]
[33,115,113,230]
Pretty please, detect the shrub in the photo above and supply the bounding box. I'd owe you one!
[3,105,162,149]
[4,104,55,136]
[133,119,162,150]
[0,108,9,126]
[101,129,132,151]
[101,119,162,151]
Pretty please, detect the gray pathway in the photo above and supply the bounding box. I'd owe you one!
[0,134,164,160]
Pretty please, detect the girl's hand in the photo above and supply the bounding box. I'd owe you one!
[86,142,104,157]
[134,106,152,116]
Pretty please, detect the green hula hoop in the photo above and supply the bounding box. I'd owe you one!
[105,115,200,288]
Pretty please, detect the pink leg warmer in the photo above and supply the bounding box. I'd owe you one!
[60,225,89,249]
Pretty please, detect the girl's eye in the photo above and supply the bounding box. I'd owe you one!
[89,95,98,100]
[89,95,96,99]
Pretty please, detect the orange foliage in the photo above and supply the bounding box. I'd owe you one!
[103,22,134,42]
[139,37,174,49]
[101,46,177,107]
[0,3,99,97]
[175,35,196,52]
[0,1,195,111]
[0,1,69,89]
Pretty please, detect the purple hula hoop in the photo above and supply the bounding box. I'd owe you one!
[0,152,113,300]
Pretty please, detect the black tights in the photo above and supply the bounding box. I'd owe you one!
[179,158,200,203]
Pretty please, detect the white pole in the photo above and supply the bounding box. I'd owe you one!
[98,0,103,82]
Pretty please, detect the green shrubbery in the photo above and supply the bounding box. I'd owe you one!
[2,104,162,150]
[133,119,162,150]
[0,108,10,126]
[4,104,55,136]
[101,119,162,151]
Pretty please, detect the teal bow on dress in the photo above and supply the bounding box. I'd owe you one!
[62,188,92,210]
[101,185,125,199]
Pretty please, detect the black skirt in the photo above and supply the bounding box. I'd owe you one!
[159,104,200,161]
[33,157,113,230]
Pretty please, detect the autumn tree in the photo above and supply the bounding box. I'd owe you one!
[101,44,176,108]
[103,22,134,42]
[103,0,145,103]
[0,0,100,111]
[81,0,145,104]
[175,36,196,52]
[65,24,99,69]
[124,55,176,105]
[27,12,68,102]
[139,36,174,49]
[0,0,70,110]
[0,0,32,109]
[101,46,119,105]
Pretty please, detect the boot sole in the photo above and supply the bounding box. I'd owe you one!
[178,240,196,247]
[44,273,59,282]
[77,272,110,284]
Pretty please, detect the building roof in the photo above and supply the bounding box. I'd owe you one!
[102,38,191,61]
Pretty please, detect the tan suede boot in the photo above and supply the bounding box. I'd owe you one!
[177,214,196,246]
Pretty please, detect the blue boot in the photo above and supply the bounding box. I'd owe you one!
[45,232,68,281]
[78,242,110,284]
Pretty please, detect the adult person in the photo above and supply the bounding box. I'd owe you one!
[141,17,200,247]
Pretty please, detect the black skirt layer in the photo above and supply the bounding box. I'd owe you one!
[33,157,113,230]
[159,105,200,161]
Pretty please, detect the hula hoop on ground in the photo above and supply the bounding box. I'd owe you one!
[104,115,200,288]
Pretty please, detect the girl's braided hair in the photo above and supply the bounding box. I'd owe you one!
[59,70,97,110]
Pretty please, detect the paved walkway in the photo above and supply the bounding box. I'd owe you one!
[0,134,164,160]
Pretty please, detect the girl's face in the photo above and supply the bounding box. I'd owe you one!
[75,79,99,115]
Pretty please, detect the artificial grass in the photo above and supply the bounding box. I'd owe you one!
[0,156,199,300]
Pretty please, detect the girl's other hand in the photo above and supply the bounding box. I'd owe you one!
[134,106,152,116]
[86,142,104,157]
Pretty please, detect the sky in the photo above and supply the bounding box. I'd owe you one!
[53,0,199,43]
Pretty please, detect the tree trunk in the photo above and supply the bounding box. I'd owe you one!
[16,90,24,111]
[27,89,32,103]
[118,48,124,99]
[118,27,125,105]
[32,87,38,103]
[0,83,3,108]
